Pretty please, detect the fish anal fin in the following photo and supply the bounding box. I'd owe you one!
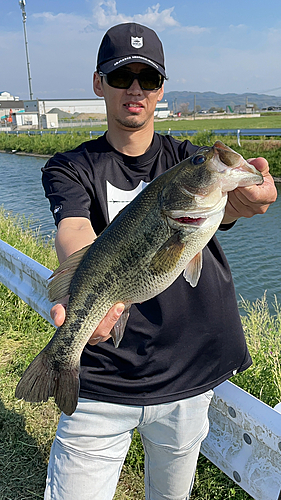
[48,244,92,302]
[183,251,203,287]
[110,306,131,348]
[15,348,80,416]
[149,232,185,275]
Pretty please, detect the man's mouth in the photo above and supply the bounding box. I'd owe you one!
[124,102,144,113]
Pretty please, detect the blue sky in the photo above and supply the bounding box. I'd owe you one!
[1,0,281,100]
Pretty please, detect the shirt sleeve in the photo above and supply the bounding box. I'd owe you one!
[41,153,92,227]
[219,220,237,231]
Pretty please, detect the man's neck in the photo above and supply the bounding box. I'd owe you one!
[106,124,155,157]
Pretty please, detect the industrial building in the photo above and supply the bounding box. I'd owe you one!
[24,98,106,118]
[1,92,171,130]
[0,91,25,123]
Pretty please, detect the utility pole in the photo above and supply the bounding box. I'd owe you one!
[19,0,33,100]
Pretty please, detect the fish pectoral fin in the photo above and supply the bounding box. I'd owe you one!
[183,251,203,287]
[149,232,185,275]
[48,244,92,302]
[110,306,131,348]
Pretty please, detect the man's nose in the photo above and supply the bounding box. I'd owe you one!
[127,77,143,94]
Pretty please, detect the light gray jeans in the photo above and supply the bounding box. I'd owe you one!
[44,391,213,500]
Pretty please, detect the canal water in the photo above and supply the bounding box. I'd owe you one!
[1,152,280,311]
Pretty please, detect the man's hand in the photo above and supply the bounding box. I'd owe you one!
[50,300,125,346]
[51,217,125,346]
[223,157,277,224]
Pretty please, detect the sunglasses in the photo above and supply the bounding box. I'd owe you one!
[99,68,164,91]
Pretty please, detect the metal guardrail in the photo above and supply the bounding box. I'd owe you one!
[2,129,102,137]
[0,239,53,324]
[0,238,281,499]
[157,128,281,146]
[202,383,281,500]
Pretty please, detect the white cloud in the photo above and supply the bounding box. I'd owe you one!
[229,24,248,30]
[31,11,93,35]
[175,25,210,35]
[90,1,179,31]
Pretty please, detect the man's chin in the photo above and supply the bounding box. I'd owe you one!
[116,117,146,129]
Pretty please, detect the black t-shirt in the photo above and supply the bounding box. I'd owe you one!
[42,132,251,405]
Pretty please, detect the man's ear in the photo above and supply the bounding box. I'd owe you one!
[93,72,104,97]
[157,83,164,102]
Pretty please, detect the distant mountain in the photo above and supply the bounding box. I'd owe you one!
[163,91,281,112]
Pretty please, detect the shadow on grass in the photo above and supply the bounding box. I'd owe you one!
[0,399,48,500]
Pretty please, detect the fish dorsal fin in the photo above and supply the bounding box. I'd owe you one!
[183,251,203,287]
[149,232,185,275]
[48,244,91,302]
[110,306,131,348]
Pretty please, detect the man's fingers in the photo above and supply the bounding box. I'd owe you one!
[88,303,125,345]
[227,190,258,219]
[87,334,111,346]
[50,303,67,327]
[50,300,125,348]
[247,156,269,174]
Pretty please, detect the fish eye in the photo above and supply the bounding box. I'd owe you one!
[192,154,206,166]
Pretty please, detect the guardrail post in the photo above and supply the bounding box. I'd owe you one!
[201,381,281,500]
[237,129,241,147]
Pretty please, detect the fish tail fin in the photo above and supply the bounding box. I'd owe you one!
[15,350,80,416]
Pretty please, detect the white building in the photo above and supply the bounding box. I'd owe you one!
[0,91,20,101]
[0,91,24,123]
[24,98,106,117]
[154,101,170,119]
[12,112,38,128]
[12,112,58,129]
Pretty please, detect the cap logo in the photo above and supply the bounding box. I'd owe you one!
[131,36,143,49]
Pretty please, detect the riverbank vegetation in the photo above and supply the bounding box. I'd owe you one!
[1,209,281,499]
[1,117,281,178]
[155,113,281,131]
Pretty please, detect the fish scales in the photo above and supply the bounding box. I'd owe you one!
[15,141,264,415]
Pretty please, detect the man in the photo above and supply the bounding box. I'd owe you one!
[42,23,276,500]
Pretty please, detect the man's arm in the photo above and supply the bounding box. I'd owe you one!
[223,157,277,224]
[51,216,125,345]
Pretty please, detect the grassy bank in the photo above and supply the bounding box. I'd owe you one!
[0,131,92,156]
[155,114,281,131]
[1,122,281,178]
[0,210,281,499]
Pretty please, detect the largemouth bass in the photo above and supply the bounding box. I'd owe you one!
[15,141,263,415]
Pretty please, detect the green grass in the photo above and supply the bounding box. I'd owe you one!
[154,114,281,131]
[1,114,281,177]
[0,210,281,499]
[0,131,94,156]
[233,294,281,406]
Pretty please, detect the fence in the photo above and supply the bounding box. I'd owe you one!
[3,128,281,146]
[0,238,281,499]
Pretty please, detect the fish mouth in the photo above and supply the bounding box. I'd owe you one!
[166,193,228,229]
[171,216,207,226]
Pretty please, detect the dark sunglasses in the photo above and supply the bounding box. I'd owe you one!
[99,68,164,91]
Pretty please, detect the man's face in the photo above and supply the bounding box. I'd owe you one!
[94,63,164,131]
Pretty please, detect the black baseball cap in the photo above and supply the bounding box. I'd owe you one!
[97,23,167,78]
